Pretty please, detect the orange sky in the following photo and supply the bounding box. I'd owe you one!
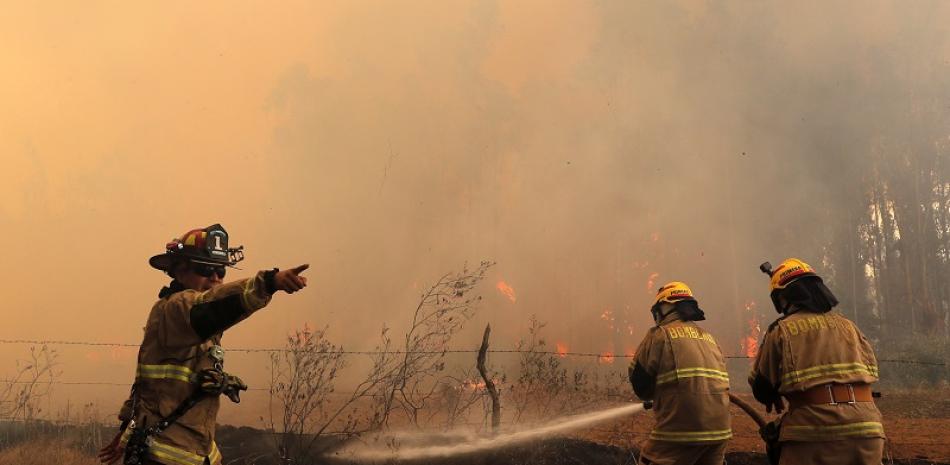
[1,1,948,425]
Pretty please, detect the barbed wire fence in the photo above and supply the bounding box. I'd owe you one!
[0,338,943,395]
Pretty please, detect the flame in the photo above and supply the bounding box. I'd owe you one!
[742,335,759,358]
[496,281,517,303]
[461,379,487,391]
[646,272,660,293]
[651,232,660,242]
[460,378,501,391]
[627,323,636,336]
[598,351,615,364]
[741,300,762,359]
[555,342,569,358]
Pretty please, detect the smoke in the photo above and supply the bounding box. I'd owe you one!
[0,1,948,424]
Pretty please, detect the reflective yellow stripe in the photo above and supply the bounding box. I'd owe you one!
[209,441,222,465]
[117,426,220,465]
[650,429,733,442]
[151,448,202,465]
[784,421,884,440]
[656,367,730,385]
[119,425,133,445]
[781,363,878,385]
[148,438,220,465]
[136,364,195,383]
[194,289,208,305]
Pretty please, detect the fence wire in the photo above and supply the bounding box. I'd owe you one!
[0,338,944,366]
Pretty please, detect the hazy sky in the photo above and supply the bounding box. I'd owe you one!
[2,1,948,424]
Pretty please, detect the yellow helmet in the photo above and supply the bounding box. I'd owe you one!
[654,281,695,305]
[651,281,704,323]
[768,258,818,292]
[761,258,837,314]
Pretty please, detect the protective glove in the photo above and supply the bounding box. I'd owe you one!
[197,369,248,403]
[97,429,124,464]
[222,374,248,403]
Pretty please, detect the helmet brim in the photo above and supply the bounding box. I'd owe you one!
[149,252,233,271]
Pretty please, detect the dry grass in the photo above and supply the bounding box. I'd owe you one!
[0,438,98,465]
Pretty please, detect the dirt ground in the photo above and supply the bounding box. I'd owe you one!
[2,389,947,465]
[209,389,950,465]
[574,390,950,464]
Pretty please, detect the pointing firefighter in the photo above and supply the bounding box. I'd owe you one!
[750,258,884,465]
[629,282,732,465]
[98,224,309,465]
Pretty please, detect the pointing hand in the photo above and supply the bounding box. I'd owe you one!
[275,264,309,294]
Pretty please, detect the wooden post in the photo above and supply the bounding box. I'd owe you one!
[477,324,501,433]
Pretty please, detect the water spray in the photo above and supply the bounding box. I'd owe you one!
[334,402,647,462]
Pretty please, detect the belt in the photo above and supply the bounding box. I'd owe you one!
[787,383,873,408]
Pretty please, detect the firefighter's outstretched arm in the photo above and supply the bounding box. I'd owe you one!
[188,264,310,340]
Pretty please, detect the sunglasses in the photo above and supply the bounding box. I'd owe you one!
[190,263,226,279]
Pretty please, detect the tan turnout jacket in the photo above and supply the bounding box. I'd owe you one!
[119,272,272,465]
[633,313,732,444]
[749,310,885,442]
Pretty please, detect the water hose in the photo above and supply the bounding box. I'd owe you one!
[730,393,781,465]
[728,393,767,429]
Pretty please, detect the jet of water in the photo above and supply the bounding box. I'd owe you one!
[335,402,646,462]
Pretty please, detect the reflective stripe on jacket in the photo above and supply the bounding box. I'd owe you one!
[120,428,223,465]
[632,313,732,444]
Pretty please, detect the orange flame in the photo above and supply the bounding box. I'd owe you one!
[741,300,761,359]
[555,342,569,358]
[460,378,501,391]
[598,351,615,364]
[742,335,759,358]
[646,272,660,293]
[461,379,487,391]
[496,281,517,303]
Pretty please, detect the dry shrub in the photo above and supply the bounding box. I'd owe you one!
[510,315,630,424]
[0,438,98,465]
[0,345,58,422]
[265,261,496,464]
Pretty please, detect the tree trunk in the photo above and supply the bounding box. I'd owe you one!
[477,324,501,433]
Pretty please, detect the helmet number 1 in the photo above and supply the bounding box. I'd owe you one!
[208,230,228,258]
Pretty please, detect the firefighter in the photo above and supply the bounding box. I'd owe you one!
[750,258,884,465]
[628,282,732,465]
[98,224,309,465]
